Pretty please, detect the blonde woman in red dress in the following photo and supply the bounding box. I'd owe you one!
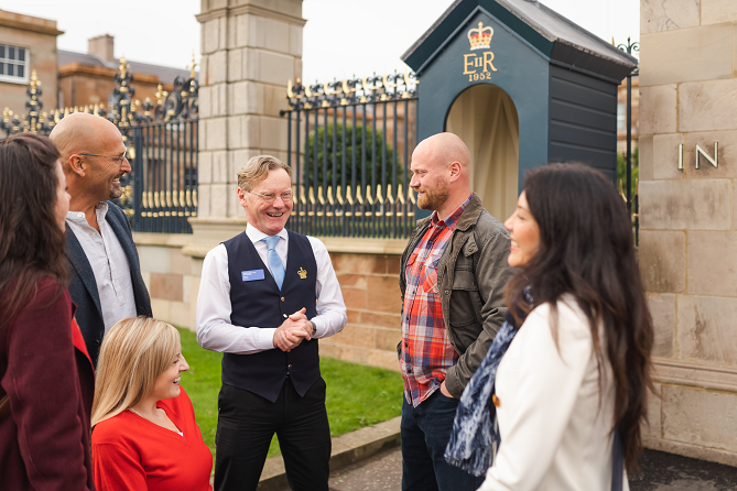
[91,317,212,491]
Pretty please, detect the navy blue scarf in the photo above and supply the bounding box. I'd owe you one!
[444,309,522,476]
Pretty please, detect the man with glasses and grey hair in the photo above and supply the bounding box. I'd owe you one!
[50,112,152,366]
[197,154,347,491]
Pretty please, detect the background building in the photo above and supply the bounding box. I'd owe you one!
[0,9,191,117]
[58,34,190,109]
[0,9,62,114]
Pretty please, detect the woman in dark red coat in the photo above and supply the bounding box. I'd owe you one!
[0,133,95,490]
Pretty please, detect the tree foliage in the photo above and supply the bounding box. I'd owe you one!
[302,122,404,190]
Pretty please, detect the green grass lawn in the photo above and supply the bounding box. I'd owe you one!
[178,327,403,459]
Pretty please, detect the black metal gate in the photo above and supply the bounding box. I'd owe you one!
[116,64,200,234]
[281,73,418,239]
[616,38,640,245]
[131,117,198,233]
[1,61,199,234]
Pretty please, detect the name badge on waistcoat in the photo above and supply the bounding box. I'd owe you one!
[241,269,265,282]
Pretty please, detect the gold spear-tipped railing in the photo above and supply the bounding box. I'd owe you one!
[290,182,415,237]
[281,69,419,238]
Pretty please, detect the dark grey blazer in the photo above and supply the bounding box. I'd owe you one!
[65,201,152,366]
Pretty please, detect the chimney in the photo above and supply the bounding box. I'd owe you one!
[88,34,115,62]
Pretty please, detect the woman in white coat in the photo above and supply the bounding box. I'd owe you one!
[471,164,653,491]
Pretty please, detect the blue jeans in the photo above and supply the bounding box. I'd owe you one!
[401,391,486,491]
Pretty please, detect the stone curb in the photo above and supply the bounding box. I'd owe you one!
[256,415,402,490]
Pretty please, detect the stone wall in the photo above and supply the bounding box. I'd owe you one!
[639,0,737,466]
[135,232,405,373]
[134,233,202,333]
[321,252,402,371]
[195,0,304,222]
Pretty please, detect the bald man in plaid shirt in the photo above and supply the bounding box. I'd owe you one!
[398,132,515,491]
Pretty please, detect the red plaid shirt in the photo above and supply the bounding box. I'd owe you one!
[401,195,471,407]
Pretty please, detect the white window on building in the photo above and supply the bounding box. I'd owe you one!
[0,44,29,84]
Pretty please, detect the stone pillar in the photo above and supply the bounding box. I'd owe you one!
[193,0,304,241]
[639,0,737,466]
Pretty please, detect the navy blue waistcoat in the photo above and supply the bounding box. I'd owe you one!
[222,230,319,402]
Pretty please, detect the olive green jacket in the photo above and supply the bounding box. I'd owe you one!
[399,194,515,398]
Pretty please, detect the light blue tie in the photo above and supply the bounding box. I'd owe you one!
[263,236,285,290]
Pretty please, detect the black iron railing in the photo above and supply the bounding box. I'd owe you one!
[616,37,639,245]
[0,70,55,136]
[281,72,419,239]
[2,56,199,234]
[132,119,198,233]
[128,60,199,233]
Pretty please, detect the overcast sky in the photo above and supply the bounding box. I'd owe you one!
[5,0,639,83]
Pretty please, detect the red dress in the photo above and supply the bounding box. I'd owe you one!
[92,387,213,491]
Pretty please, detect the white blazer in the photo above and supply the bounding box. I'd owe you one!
[478,297,628,491]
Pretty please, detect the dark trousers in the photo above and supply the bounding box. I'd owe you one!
[401,391,486,491]
[214,377,331,491]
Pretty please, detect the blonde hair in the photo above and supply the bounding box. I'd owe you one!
[91,317,180,427]
[237,154,292,191]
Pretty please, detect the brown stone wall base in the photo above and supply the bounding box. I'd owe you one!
[135,232,202,333]
[320,343,399,372]
[643,437,737,469]
[654,358,737,393]
[325,251,403,372]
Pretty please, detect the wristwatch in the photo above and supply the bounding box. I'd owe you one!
[310,320,317,337]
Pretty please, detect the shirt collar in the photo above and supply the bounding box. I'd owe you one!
[66,202,109,224]
[245,223,288,244]
[430,193,473,230]
[66,211,87,223]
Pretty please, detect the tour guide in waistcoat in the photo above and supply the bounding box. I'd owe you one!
[196,155,347,491]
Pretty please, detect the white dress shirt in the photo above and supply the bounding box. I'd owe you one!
[65,203,137,333]
[196,224,347,354]
[479,297,628,491]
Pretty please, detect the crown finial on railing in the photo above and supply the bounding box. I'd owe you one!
[0,70,58,136]
[282,70,418,112]
[29,70,40,91]
[4,51,198,139]
[154,57,199,123]
[155,84,169,105]
[189,51,198,80]
[119,55,129,77]
[109,53,138,129]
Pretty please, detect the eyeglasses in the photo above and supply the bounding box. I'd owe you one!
[78,149,128,166]
[248,190,294,203]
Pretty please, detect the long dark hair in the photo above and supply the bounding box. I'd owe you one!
[505,163,654,471]
[0,133,67,330]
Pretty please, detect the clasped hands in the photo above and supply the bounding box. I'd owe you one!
[272,307,313,352]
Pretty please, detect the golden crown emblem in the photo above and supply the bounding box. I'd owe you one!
[297,267,308,279]
[468,21,493,50]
